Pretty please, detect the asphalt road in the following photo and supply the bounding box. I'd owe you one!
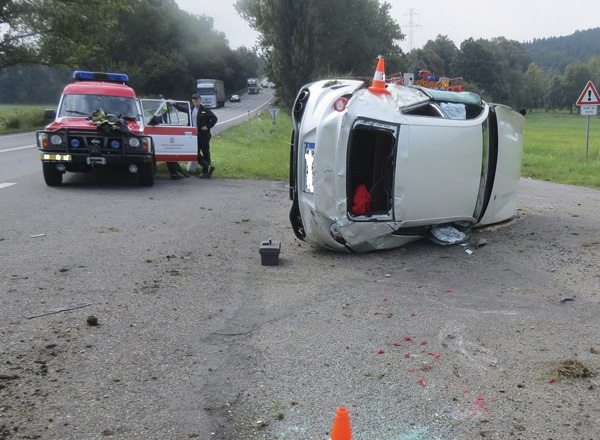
[1,171,599,439]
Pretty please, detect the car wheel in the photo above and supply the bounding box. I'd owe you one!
[42,162,63,186]
[138,160,155,186]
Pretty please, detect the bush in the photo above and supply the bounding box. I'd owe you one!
[0,106,48,133]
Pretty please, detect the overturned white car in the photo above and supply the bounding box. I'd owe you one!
[289,61,525,252]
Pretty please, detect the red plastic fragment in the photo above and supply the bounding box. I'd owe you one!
[404,353,411,359]
[377,349,385,355]
[548,378,556,384]
[404,337,413,343]
[428,351,441,360]
[393,342,403,347]
[410,313,416,317]
[444,289,453,293]
[418,378,426,387]
[420,341,428,345]
[374,312,382,316]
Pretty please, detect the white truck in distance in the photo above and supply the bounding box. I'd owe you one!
[196,79,225,108]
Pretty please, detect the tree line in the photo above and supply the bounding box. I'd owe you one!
[0,0,263,103]
[1,0,599,112]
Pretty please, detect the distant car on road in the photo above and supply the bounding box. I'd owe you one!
[230,94,241,102]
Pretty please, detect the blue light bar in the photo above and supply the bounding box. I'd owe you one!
[72,71,129,83]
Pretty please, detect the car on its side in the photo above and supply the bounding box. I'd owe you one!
[289,75,525,252]
[230,94,241,102]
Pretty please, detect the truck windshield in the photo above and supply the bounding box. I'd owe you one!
[196,87,215,96]
[58,94,138,119]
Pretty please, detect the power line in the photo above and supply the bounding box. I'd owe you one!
[403,8,422,52]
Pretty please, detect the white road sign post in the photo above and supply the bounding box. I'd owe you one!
[576,81,600,160]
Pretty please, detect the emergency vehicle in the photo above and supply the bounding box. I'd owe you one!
[289,57,525,252]
[38,71,198,186]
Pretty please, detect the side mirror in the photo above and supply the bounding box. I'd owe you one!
[44,109,57,119]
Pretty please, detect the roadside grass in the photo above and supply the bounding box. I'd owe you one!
[522,111,600,189]
[159,112,292,180]
[0,104,50,133]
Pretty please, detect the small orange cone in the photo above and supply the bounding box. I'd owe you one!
[330,407,352,440]
[368,55,389,95]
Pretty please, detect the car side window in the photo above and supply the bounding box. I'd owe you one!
[140,99,190,126]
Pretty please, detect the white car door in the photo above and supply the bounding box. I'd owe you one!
[140,99,198,162]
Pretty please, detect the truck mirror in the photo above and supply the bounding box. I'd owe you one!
[44,109,57,119]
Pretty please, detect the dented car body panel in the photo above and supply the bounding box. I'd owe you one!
[289,79,524,252]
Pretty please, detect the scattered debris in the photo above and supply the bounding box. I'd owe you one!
[429,225,468,245]
[87,315,99,326]
[465,248,474,255]
[590,347,600,355]
[551,359,595,379]
[253,420,268,430]
[27,303,92,319]
[30,234,45,238]
[474,238,488,248]
[560,296,576,303]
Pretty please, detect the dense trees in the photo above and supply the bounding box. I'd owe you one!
[0,0,262,102]
[235,0,403,107]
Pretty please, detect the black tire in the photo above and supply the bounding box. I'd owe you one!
[42,162,63,186]
[138,161,155,186]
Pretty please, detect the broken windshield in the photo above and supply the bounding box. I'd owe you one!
[58,94,139,119]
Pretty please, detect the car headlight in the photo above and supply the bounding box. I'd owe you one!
[50,134,63,146]
[38,133,49,148]
[128,137,140,148]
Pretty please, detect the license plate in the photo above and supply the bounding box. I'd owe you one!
[87,157,106,165]
[41,153,72,161]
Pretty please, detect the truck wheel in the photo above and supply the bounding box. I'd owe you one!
[138,161,155,186]
[42,162,63,186]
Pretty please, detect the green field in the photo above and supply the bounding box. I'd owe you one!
[522,111,600,188]
[3,105,600,189]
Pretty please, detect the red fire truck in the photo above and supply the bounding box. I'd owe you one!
[38,71,198,186]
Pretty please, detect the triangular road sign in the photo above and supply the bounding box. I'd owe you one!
[576,81,600,105]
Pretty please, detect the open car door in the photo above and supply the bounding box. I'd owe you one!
[140,99,198,162]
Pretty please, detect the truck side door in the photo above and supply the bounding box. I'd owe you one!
[140,99,198,161]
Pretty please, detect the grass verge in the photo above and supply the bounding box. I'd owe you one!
[159,112,292,180]
[522,112,600,189]
[0,104,50,133]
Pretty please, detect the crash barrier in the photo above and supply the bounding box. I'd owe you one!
[330,407,352,440]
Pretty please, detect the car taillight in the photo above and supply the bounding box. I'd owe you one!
[333,97,349,112]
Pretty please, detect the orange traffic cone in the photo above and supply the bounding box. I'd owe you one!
[368,56,389,95]
[330,407,352,440]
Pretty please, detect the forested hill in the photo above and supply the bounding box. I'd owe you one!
[523,27,600,71]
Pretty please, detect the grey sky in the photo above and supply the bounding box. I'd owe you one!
[175,0,599,52]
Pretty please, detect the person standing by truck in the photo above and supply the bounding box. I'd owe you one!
[171,94,218,178]
[191,93,217,178]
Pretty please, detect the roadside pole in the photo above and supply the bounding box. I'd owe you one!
[576,81,600,159]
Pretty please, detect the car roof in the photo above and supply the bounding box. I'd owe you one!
[63,81,137,98]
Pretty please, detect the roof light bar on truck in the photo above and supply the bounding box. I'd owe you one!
[73,71,129,83]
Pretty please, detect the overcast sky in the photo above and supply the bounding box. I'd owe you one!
[175,0,599,52]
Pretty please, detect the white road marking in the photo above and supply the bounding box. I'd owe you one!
[0,132,35,138]
[0,183,17,189]
[0,144,36,153]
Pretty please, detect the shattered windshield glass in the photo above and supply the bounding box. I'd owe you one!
[58,94,138,119]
